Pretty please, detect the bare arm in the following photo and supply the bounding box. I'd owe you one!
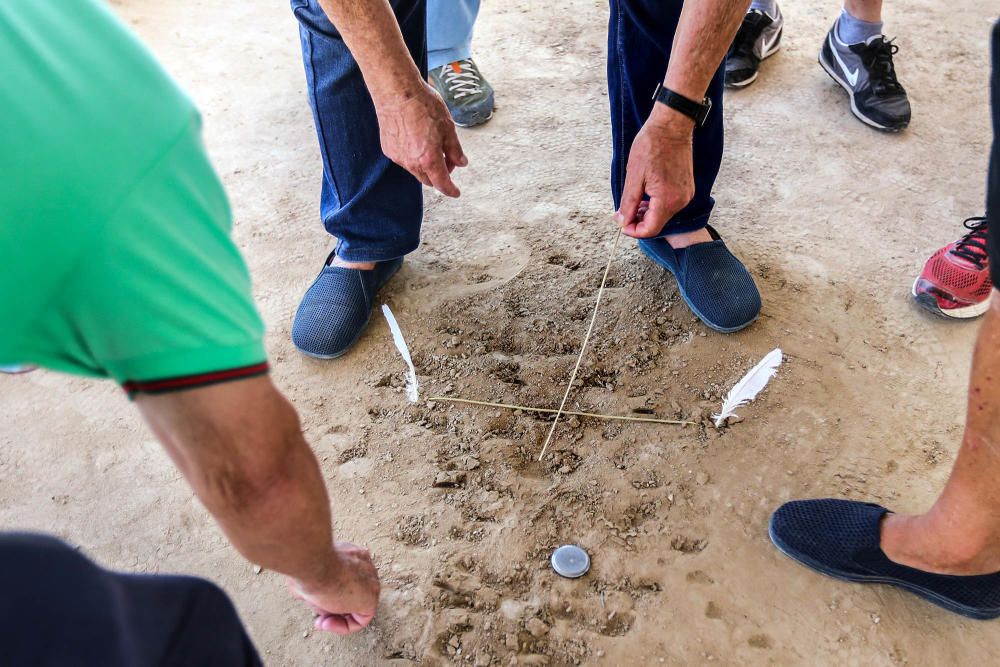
[616,0,751,237]
[665,0,751,104]
[136,376,379,634]
[315,0,467,196]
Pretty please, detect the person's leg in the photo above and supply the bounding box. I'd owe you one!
[291,0,426,266]
[290,0,429,357]
[607,0,761,334]
[426,0,494,127]
[427,0,480,70]
[818,0,910,130]
[877,295,1000,574]
[878,21,1000,575]
[841,0,882,31]
[0,533,261,666]
[768,21,1000,621]
[608,0,724,242]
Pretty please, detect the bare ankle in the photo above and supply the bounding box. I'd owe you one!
[330,256,376,270]
[664,228,713,250]
[881,513,1000,575]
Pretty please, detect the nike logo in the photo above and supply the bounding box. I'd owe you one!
[828,33,859,87]
[760,28,780,55]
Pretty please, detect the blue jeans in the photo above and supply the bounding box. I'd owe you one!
[291,0,426,263]
[292,0,719,260]
[608,0,725,234]
[427,0,480,71]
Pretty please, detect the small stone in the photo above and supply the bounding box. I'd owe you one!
[302,630,309,638]
[526,618,550,638]
[448,635,461,649]
[558,465,572,474]
[504,633,519,651]
[433,471,466,488]
[695,472,709,486]
[253,565,263,575]
[465,456,481,471]
[726,414,744,425]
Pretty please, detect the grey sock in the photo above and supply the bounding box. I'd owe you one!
[749,0,777,18]
[836,8,883,45]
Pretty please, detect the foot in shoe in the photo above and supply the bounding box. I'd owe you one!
[770,499,1000,620]
[818,22,911,131]
[291,252,403,359]
[912,216,992,320]
[725,5,784,88]
[429,58,495,128]
[638,225,761,333]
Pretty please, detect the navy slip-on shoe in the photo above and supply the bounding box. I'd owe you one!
[769,499,1000,620]
[291,255,403,359]
[638,226,761,333]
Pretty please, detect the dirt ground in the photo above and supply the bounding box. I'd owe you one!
[3,0,1000,664]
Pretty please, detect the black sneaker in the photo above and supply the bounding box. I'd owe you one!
[818,25,911,131]
[725,6,784,89]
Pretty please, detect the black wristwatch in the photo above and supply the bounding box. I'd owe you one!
[652,82,712,127]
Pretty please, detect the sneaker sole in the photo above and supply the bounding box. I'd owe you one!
[817,50,906,133]
[911,278,991,319]
[454,109,494,128]
[725,31,783,89]
[768,518,1000,620]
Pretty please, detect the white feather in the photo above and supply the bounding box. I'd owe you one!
[713,348,782,427]
[382,304,419,403]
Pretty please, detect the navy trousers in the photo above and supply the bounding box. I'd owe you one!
[987,19,999,269]
[292,0,724,258]
[608,0,726,235]
[0,533,261,666]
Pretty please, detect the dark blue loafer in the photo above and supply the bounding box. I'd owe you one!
[769,499,1000,620]
[292,254,403,359]
[638,226,761,333]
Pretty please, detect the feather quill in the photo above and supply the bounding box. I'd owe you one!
[382,304,419,403]
[713,348,782,427]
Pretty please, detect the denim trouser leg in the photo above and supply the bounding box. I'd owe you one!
[427,0,481,70]
[608,0,725,235]
[291,0,426,263]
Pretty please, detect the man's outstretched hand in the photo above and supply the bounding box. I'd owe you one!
[614,106,696,238]
[291,541,381,635]
[375,82,468,197]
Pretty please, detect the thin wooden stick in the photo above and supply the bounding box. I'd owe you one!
[427,396,695,426]
[537,229,623,461]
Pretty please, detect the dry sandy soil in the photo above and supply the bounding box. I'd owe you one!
[3,0,1000,664]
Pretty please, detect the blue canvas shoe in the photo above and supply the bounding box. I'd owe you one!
[292,254,403,359]
[638,226,761,333]
[770,499,1000,620]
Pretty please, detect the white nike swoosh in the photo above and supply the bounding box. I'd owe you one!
[829,33,859,87]
[760,29,780,55]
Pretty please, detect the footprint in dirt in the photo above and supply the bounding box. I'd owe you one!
[394,230,531,309]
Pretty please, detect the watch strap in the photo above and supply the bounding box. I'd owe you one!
[652,82,712,127]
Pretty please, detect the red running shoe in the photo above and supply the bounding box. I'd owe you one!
[912,216,992,319]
